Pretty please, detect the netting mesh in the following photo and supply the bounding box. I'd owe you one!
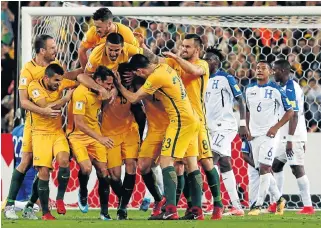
[30,13,321,209]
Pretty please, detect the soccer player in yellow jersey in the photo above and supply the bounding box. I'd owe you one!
[67,66,114,220]
[114,54,203,220]
[133,77,168,216]
[78,7,139,69]
[100,64,141,220]
[4,35,81,220]
[27,64,77,220]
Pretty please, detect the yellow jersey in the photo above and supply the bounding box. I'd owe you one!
[85,42,143,73]
[101,95,136,136]
[141,63,195,125]
[143,92,169,132]
[165,58,210,120]
[81,22,139,49]
[66,84,102,138]
[28,78,77,134]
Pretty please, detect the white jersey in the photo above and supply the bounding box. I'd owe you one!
[279,79,307,142]
[246,81,292,137]
[205,70,242,131]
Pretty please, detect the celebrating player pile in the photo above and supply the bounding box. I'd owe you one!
[4,6,316,222]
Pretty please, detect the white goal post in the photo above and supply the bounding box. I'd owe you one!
[21,6,321,66]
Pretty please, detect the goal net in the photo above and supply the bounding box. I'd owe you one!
[21,5,321,210]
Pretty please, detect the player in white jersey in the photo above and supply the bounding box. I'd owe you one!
[246,61,293,216]
[204,47,249,217]
[271,59,315,215]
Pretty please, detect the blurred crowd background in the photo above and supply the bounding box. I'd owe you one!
[2,1,321,133]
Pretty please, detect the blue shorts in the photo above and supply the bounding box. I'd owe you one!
[16,174,36,201]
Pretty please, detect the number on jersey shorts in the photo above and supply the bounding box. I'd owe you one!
[209,130,237,157]
[275,141,305,166]
[250,136,276,168]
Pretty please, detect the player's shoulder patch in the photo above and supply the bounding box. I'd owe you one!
[31,89,40,98]
[75,101,84,110]
[144,80,153,89]
[234,84,241,92]
[20,77,28,86]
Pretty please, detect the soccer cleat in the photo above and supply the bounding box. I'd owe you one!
[4,205,19,219]
[275,197,286,215]
[78,193,89,213]
[151,197,166,216]
[56,199,66,215]
[297,206,315,215]
[223,207,245,216]
[100,213,113,221]
[248,206,262,216]
[268,203,277,213]
[148,204,179,220]
[211,206,223,220]
[179,206,204,220]
[140,198,151,212]
[42,212,56,220]
[117,209,128,220]
[22,206,38,220]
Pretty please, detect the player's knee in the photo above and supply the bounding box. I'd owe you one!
[138,159,151,175]
[81,165,92,176]
[18,153,33,173]
[290,165,305,178]
[219,157,232,173]
[200,158,214,171]
[109,168,121,181]
[174,161,184,175]
[185,157,199,173]
[272,159,284,173]
[125,159,137,174]
[57,152,70,168]
[259,163,271,175]
[38,167,50,180]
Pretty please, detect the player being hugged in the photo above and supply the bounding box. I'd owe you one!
[246,61,293,216]
[27,64,77,220]
[67,66,114,220]
[271,59,315,215]
[203,46,249,218]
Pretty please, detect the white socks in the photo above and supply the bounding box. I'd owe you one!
[297,175,312,207]
[255,173,270,206]
[268,173,281,201]
[274,171,284,195]
[222,170,242,210]
[152,165,164,194]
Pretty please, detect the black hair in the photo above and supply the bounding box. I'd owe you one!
[34,34,54,54]
[45,63,64,77]
[273,59,291,71]
[128,54,150,70]
[258,60,272,69]
[205,46,224,62]
[93,65,114,81]
[93,7,113,21]
[106,33,124,45]
[184,34,202,48]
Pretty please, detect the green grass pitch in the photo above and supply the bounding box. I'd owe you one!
[2,209,321,228]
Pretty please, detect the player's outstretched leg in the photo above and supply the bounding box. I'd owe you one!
[4,152,33,219]
[22,175,39,220]
[117,159,137,220]
[38,167,55,220]
[218,156,244,216]
[200,158,223,220]
[139,158,164,216]
[55,151,71,215]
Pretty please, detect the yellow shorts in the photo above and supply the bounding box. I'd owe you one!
[32,133,70,169]
[22,117,32,153]
[161,119,199,159]
[139,130,165,159]
[197,123,213,160]
[104,128,140,169]
[68,135,107,163]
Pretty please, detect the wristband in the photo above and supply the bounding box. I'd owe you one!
[240,119,246,127]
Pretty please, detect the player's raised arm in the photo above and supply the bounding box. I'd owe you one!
[63,68,83,81]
